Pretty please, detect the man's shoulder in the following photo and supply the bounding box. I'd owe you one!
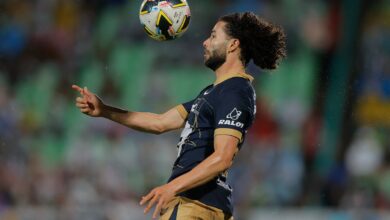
[216,77,254,95]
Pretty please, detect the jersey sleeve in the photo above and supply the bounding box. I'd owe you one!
[175,99,195,120]
[214,89,254,142]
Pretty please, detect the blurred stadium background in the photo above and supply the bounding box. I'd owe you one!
[1,0,390,219]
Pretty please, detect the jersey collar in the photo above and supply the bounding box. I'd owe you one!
[214,73,254,85]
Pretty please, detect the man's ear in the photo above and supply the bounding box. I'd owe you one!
[228,39,240,53]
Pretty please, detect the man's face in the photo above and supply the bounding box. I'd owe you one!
[203,21,230,71]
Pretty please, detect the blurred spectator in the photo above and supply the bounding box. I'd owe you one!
[345,127,383,177]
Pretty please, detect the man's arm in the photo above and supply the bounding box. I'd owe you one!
[140,134,239,218]
[72,85,185,134]
[168,134,238,192]
[102,105,185,134]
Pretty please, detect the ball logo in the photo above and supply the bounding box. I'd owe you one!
[226,108,242,120]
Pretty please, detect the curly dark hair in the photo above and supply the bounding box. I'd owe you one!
[219,12,287,70]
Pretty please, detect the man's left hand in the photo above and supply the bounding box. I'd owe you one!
[140,183,176,219]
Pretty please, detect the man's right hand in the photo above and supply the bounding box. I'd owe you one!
[72,85,104,117]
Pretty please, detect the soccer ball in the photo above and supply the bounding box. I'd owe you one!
[139,0,191,41]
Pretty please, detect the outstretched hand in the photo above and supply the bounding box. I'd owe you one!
[71,85,104,117]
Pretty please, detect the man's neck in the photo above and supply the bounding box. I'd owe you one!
[214,59,246,83]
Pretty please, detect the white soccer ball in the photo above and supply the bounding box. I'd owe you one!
[139,0,191,41]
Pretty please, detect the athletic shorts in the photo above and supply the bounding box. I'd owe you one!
[159,196,234,220]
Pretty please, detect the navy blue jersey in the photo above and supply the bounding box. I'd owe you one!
[169,73,256,215]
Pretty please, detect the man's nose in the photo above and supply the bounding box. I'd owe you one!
[203,39,208,48]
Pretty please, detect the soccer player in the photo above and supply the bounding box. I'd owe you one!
[72,12,286,220]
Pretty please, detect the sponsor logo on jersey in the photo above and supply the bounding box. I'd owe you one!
[227,108,242,120]
[218,119,244,128]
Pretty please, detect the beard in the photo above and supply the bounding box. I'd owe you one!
[204,48,226,71]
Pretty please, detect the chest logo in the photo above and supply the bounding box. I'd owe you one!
[226,108,242,120]
[190,104,198,112]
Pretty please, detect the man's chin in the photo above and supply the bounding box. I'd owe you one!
[203,57,209,65]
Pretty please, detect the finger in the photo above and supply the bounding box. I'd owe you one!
[84,87,92,100]
[152,200,164,219]
[76,103,88,108]
[84,87,91,95]
[76,97,87,103]
[71,85,83,93]
[140,191,154,205]
[145,194,159,214]
[81,108,90,113]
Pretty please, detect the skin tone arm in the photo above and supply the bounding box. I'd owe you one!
[140,134,239,219]
[71,85,185,134]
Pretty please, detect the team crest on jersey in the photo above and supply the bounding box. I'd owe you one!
[190,104,198,112]
[226,108,242,120]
